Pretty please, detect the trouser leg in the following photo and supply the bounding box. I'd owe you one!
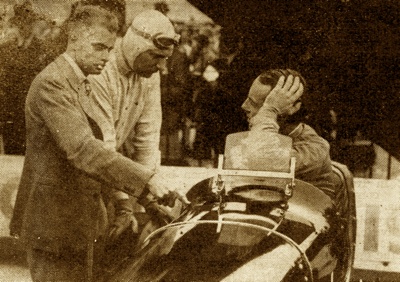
[27,248,88,282]
[27,246,104,282]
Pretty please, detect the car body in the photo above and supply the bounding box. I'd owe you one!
[107,132,356,282]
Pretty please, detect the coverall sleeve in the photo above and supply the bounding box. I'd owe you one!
[288,123,331,177]
[125,74,162,171]
[250,106,330,176]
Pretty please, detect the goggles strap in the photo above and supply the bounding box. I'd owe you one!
[130,26,179,49]
[130,26,154,41]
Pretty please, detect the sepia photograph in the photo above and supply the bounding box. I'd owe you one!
[1,0,400,281]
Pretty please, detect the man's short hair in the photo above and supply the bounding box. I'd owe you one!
[67,5,119,35]
[258,69,307,92]
[70,0,126,35]
[259,69,308,122]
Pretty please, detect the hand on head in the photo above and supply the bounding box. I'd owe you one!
[264,75,304,116]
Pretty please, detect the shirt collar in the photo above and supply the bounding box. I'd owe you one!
[62,52,87,83]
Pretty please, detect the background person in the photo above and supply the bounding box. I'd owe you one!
[0,0,126,155]
[159,34,192,165]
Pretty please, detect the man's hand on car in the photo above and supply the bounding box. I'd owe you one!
[146,173,190,207]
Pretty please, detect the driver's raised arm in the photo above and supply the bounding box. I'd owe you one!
[244,70,333,189]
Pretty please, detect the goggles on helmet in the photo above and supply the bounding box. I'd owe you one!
[131,26,180,50]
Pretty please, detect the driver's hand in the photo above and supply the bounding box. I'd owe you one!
[107,199,139,242]
[137,189,190,225]
[146,173,190,207]
[264,75,304,115]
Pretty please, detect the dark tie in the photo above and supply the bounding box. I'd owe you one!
[84,79,91,96]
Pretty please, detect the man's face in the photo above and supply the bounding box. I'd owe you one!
[132,48,173,78]
[73,25,116,76]
[241,78,272,121]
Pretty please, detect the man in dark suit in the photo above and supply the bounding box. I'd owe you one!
[10,5,180,281]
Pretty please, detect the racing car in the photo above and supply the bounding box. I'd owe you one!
[106,131,356,282]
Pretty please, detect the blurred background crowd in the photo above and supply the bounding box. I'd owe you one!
[1,0,399,179]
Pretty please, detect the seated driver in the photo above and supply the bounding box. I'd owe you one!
[241,69,335,197]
